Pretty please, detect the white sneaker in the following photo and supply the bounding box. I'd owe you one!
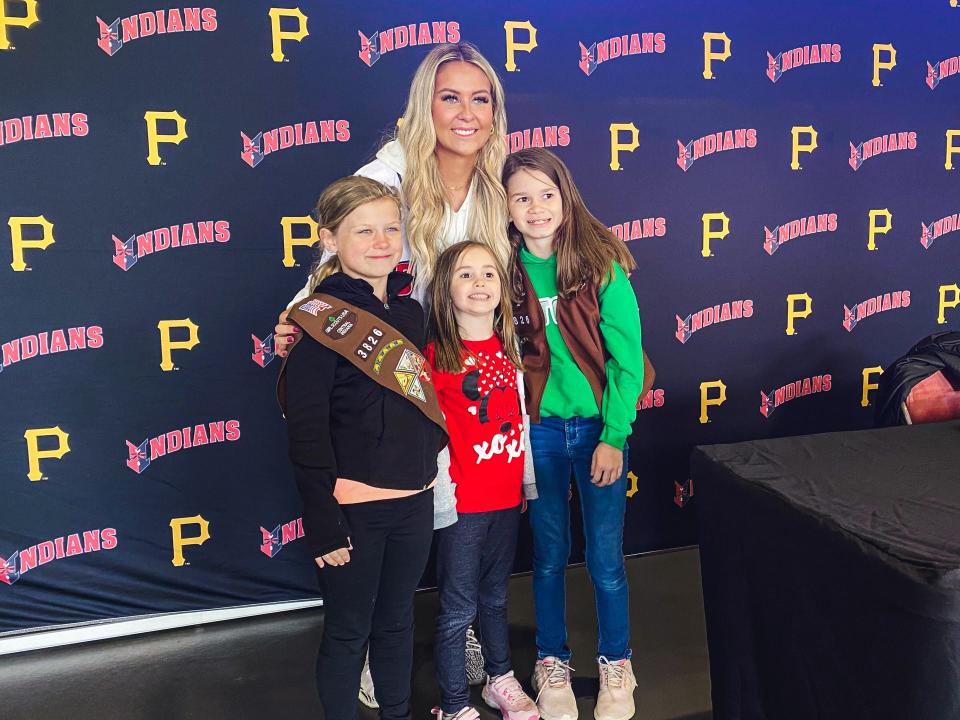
[532,657,578,720]
[594,657,636,720]
[432,706,481,720]
[465,626,486,686]
[359,651,378,709]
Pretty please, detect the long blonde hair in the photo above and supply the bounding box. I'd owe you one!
[307,176,402,290]
[429,240,522,373]
[398,42,509,287]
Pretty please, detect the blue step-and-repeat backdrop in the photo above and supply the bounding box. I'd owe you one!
[2,0,959,632]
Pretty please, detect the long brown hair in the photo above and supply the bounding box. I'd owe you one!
[502,148,635,298]
[428,240,522,373]
[307,176,402,290]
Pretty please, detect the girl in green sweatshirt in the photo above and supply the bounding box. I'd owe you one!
[503,149,644,720]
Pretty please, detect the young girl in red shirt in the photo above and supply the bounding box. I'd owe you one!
[425,240,539,720]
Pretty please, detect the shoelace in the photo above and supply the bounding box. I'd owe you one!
[490,673,528,709]
[432,706,479,720]
[534,659,575,702]
[597,656,625,689]
[465,627,482,652]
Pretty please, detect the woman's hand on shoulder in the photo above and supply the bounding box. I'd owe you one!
[275,309,300,358]
[590,441,623,487]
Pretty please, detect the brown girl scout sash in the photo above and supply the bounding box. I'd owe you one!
[277,293,447,434]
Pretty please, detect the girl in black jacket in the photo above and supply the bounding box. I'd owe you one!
[281,176,446,720]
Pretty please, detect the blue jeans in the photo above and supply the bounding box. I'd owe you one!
[528,416,631,662]
[435,506,520,713]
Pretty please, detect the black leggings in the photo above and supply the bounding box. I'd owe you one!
[316,489,433,720]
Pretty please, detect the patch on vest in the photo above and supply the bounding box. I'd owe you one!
[324,309,357,337]
[374,339,404,374]
[394,348,427,402]
[299,298,333,316]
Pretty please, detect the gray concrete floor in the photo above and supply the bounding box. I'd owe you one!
[0,548,711,720]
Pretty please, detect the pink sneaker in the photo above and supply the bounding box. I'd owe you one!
[482,670,540,720]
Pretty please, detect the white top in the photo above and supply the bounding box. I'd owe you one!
[289,140,475,306]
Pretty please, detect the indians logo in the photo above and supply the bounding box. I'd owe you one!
[508,126,570,154]
[637,388,665,410]
[97,8,218,56]
[677,129,757,171]
[1,529,118,586]
[578,32,665,76]
[849,131,917,171]
[251,333,277,367]
[2,327,103,374]
[358,20,460,66]
[260,517,304,558]
[766,43,841,83]
[843,290,911,332]
[676,300,753,344]
[760,374,832,417]
[927,55,960,89]
[610,217,666,242]
[241,132,264,168]
[240,121,350,168]
[764,213,837,255]
[674,479,694,508]
[0,113,89,147]
[126,420,240,474]
[921,212,960,249]
[1,553,19,585]
[112,220,230,270]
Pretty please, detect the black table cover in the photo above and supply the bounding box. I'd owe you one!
[693,421,960,720]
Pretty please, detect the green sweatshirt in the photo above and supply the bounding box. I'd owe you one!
[520,246,644,449]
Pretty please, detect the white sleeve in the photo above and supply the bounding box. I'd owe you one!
[354,158,402,189]
[287,277,314,310]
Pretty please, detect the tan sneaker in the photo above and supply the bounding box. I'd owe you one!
[594,657,636,720]
[532,657,578,720]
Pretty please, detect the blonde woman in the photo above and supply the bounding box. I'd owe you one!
[274,41,510,707]
[276,40,509,321]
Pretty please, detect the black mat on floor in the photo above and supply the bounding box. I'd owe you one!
[0,549,711,720]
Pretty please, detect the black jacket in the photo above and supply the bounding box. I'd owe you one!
[875,331,960,426]
[283,271,446,556]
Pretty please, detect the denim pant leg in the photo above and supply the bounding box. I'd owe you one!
[528,416,574,662]
[477,505,521,677]
[568,417,632,661]
[435,512,487,714]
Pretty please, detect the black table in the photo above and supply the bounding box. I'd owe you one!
[692,421,960,720]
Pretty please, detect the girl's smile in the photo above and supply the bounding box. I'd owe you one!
[506,168,564,246]
[450,245,501,322]
[319,197,403,292]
